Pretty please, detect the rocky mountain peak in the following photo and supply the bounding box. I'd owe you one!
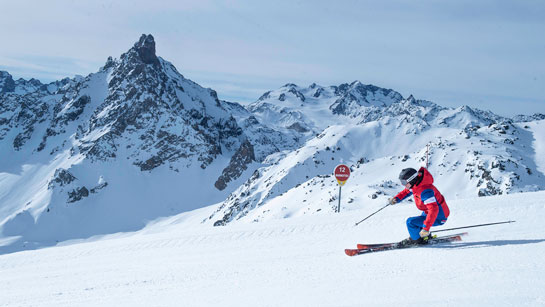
[0,71,15,93]
[0,70,11,80]
[0,71,45,95]
[136,34,159,65]
[121,34,160,67]
[512,113,545,123]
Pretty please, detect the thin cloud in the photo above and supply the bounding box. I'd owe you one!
[1,1,544,116]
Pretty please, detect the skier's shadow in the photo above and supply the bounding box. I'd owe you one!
[429,239,545,249]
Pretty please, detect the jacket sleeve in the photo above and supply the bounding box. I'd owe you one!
[394,189,412,203]
[421,189,439,231]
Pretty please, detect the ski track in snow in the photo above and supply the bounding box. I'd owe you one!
[0,191,544,306]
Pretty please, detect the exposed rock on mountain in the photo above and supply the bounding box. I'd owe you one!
[215,139,255,191]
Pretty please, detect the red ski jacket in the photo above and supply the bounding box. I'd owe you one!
[394,167,450,231]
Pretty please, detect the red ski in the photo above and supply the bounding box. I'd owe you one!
[345,233,467,257]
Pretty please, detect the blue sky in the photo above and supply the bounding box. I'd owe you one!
[1,0,544,117]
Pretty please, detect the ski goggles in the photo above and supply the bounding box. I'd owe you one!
[400,172,419,186]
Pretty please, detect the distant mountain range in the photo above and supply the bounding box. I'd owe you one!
[1,34,544,253]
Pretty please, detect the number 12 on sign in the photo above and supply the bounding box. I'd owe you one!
[334,164,351,212]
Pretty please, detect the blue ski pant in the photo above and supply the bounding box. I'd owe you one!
[407,212,447,240]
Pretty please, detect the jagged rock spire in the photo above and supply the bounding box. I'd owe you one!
[133,34,160,66]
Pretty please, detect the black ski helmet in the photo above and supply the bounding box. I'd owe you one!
[399,168,419,187]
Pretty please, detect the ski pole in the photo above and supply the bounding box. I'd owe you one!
[432,220,516,233]
[354,204,391,226]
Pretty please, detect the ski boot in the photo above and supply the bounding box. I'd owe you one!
[415,236,430,245]
[416,233,437,245]
[398,237,418,247]
[399,233,437,247]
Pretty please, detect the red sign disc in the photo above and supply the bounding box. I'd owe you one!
[334,164,350,183]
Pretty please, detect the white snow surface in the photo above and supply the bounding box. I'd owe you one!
[0,190,544,306]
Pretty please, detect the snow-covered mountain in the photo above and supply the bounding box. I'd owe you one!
[207,86,545,226]
[1,34,544,253]
[0,35,260,253]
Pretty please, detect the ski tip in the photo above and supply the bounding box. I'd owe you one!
[452,235,463,242]
[345,249,358,256]
[357,244,369,249]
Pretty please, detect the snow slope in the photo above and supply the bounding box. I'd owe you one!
[0,190,544,306]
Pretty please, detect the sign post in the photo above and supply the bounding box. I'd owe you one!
[334,164,351,213]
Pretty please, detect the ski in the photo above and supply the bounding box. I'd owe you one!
[345,232,467,257]
[356,242,397,250]
[356,235,438,249]
[356,232,468,249]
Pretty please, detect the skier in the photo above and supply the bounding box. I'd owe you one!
[389,167,450,246]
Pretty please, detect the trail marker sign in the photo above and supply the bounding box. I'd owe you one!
[334,164,351,186]
[334,164,351,213]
